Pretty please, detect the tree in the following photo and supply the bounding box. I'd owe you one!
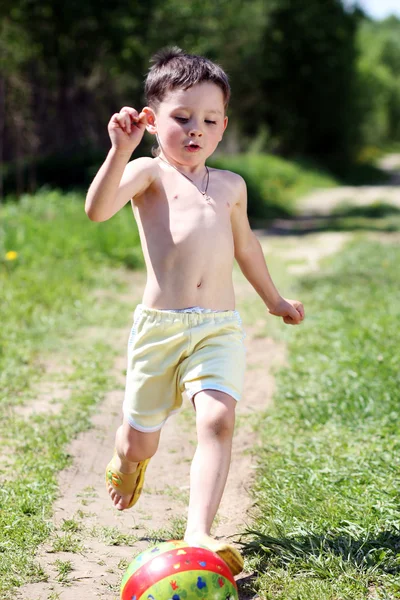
[256,0,360,160]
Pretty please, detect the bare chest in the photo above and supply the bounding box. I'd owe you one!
[136,175,234,248]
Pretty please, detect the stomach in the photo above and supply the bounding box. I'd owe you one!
[137,205,236,309]
[141,244,236,310]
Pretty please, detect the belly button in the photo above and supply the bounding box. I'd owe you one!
[197,281,202,288]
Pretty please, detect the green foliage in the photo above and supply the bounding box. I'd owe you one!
[2,2,400,197]
[356,16,400,145]
[256,0,360,159]
[210,154,337,220]
[246,240,400,598]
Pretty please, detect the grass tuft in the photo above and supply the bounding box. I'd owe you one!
[91,526,139,547]
[51,533,83,554]
[54,559,73,584]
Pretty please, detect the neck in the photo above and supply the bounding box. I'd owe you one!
[159,151,207,175]
[158,153,210,197]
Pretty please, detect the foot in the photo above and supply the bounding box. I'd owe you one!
[184,533,244,576]
[105,452,150,510]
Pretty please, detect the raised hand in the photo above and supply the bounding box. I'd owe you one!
[108,106,148,153]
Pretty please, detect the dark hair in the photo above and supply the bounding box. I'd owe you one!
[145,47,230,111]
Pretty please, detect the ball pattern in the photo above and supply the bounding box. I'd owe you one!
[121,540,238,600]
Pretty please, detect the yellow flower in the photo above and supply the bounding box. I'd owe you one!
[5,251,18,261]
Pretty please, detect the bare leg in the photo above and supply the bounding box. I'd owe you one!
[184,390,236,541]
[107,417,161,510]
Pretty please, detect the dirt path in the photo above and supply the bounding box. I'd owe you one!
[15,261,289,600]
[297,153,400,216]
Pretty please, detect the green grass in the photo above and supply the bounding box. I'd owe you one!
[54,559,74,584]
[51,533,83,554]
[145,515,187,542]
[244,239,400,599]
[0,190,142,595]
[90,526,140,547]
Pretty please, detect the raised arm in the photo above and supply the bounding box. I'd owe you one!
[85,107,156,222]
[231,176,304,325]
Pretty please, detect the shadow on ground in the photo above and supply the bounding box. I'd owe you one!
[236,573,260,600]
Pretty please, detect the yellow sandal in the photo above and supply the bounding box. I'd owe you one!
[105,454,150,509]
[212,542,244,576]
[190,535,244,576]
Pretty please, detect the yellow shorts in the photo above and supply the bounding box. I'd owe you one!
[123,305,246,432]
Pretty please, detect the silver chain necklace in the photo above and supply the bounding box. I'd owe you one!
[158,155,212,205]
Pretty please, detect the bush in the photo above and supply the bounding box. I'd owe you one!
[210,153,337,221]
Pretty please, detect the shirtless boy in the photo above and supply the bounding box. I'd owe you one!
[85,47,305,575]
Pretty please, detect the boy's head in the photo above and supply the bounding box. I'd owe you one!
[145,47,230,112]
[143,48,230,163]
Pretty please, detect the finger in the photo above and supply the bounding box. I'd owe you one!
[291,301,305,321]
[289,306,301,324]
[119,108,140,133]
[125,113,131,133]
[297,304,305,320]
[109,113,122,127]
[138,111,149,126]
[115,113,129,131]
[118,111,132,133]
[126,109,141,130]
[283,316,295,325]
[120,107,139,120]
[132,113,148,133]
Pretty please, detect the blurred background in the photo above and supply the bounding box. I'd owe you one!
[1,0,400,208]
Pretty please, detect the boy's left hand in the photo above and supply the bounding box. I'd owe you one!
[269,297,305,325]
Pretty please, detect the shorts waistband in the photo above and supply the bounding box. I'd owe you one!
[134,304,241,324]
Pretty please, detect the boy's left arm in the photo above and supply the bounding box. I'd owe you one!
[231,177,305,325]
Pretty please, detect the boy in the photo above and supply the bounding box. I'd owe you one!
[85,47,304,575]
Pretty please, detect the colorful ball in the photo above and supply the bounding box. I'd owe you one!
[121,540,238,600]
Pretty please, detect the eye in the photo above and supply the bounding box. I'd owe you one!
[205,120,217,125]
[175,117,188,123]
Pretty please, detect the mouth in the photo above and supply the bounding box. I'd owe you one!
[185,143,201,152]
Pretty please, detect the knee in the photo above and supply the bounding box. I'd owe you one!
[197,407,235,440]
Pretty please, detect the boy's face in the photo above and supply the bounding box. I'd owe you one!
[149,82,228,165]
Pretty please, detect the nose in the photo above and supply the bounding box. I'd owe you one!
[188,120,203,137]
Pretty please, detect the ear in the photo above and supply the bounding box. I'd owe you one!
[220,116,228,141]
[142,106,157,135]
